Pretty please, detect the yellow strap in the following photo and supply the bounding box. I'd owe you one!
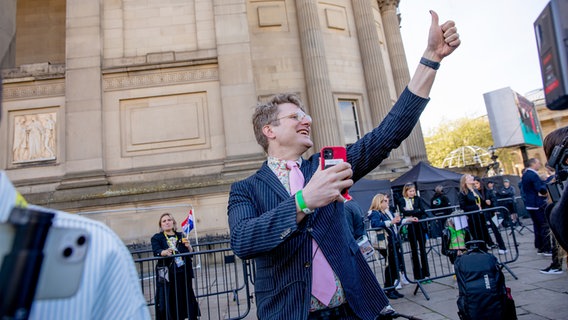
[15,192,28,208]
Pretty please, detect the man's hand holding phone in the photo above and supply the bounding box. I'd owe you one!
[299,147,353,215]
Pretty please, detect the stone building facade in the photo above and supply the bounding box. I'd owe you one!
[1,0,427,244]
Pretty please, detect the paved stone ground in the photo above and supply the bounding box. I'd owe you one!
[390,219,568,320]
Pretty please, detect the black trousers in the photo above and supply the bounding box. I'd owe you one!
[407,223,430,279]
[308,303,360,320]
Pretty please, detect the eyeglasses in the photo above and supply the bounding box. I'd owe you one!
[275,110,312,123]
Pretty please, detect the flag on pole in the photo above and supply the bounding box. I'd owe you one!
[181,209,194,236]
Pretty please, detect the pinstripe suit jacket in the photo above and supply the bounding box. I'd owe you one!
[228,88,428,320]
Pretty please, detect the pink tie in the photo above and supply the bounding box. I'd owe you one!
[286,161,304,195]
[286,160,337,305]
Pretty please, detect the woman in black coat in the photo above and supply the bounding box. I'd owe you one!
[397,183,430,281]
[151,213,199,320]
[458,174,491,250]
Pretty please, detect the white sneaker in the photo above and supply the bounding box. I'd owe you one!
[400,273,410,285]
[498,249,508,255]
[540,266,563,274]
[394,280,402,290]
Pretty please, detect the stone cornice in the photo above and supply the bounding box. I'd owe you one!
[2,79,65,101]
[21,171,242,210]
[103,64,218,91]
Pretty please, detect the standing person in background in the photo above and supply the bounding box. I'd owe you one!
[539,127,568,274]
[430,185,451,216]
[344,195,365,240]
[522,158,553,256]
[397,183,430,282]
[474,178,508,254]
[496,178,517,228]
[151,213,199,320]
[369,193,418,299]
[543,127,568,252]
[368,193,418,300]
[458,174,489,249]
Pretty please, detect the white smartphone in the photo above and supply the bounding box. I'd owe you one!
[0,220,90,300]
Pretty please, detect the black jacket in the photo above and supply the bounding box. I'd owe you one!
[397,196,426,219]
[151,231,193,277]
[458,190,481,213]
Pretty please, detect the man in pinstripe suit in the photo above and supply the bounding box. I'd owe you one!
[228,10,460,320]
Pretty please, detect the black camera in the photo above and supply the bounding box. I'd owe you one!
[547,137,568,182]
[546,137,568,203]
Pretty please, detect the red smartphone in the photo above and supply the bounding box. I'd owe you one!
[320,146,350,197]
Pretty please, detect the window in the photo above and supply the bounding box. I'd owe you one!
[338,99,361,145]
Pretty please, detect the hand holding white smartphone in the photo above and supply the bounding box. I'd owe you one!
[0,207,90,301]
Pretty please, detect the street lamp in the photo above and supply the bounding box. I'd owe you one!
[487,145,500,175]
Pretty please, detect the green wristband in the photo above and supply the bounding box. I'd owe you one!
[295,190,314,214]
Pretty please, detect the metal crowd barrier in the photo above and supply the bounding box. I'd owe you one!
[131,205,523,318]
[133,240,253,320]
[365,206,519,300]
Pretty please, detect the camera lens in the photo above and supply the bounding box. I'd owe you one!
[77,235,87,246]
[63,247,73,258]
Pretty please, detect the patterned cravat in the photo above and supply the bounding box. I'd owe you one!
[286,160,337,305]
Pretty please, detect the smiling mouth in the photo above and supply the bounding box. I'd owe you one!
[298,129,310,136]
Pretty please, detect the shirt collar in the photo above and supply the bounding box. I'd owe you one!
[267,156,302,169]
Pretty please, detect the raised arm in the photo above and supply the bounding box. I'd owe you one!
[408,10,461,98]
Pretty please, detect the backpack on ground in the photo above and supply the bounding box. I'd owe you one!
[454,240,517,320]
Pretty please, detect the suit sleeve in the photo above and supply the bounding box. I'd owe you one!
[346,88,429,181]
[227,179,299,260]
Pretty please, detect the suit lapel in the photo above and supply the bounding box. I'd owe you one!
[256,162,291,200]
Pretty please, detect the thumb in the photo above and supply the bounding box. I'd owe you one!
[429,10,439,27]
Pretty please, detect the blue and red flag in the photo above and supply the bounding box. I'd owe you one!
[181,209,194,236]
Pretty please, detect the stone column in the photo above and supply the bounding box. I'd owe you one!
[59,0,108,188]
[295,0,342,149]
[353,0,404,161]
[0,0,16,68]
[352,0,393,125]
[380,0,428,163]
[213,0,261,173]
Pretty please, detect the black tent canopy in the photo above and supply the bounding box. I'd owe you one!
[391,161,463,210]
[349,178,392,214]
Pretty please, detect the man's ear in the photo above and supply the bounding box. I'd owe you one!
[262,124,275,140]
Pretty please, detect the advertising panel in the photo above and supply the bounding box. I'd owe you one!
[484,87,543,148]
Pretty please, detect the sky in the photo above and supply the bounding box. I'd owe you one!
[398,0,550,135]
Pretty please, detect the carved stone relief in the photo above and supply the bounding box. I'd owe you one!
[12,112,57,163]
